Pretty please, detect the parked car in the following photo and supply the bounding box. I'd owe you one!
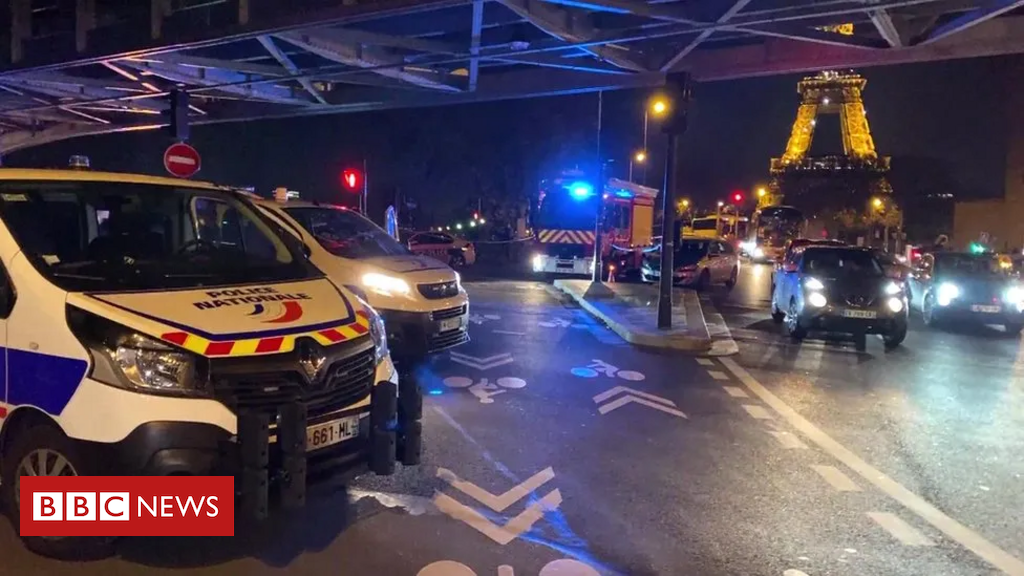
[642,236,740,290]
[407,232,476,267]
[771,245,908,350]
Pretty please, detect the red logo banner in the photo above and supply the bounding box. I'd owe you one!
[20,476,234,537]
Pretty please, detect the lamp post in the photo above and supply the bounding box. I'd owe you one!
[642,97,669,185]
[655,75,691,330]
[628,150,646,182]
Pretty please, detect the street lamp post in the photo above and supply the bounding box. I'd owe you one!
[642,98,668,186]
[628,150,646,182]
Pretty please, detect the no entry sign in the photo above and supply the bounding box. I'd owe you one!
[163,142,201,178]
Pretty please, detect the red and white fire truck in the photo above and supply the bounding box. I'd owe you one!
[530,172,658,276]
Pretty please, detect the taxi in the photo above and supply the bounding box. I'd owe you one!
[251,194,469,362]
[0,166,419,558]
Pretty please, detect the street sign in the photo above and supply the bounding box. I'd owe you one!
[163,142,201,178]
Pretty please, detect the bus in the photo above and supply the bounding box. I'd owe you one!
[745,205,805,262]
[684,214,749,241]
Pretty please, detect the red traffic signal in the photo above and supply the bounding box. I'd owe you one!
[341,168,361,191]
[731,191,743,204]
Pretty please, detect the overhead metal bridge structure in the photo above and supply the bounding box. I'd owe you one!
[0,0,1021,152]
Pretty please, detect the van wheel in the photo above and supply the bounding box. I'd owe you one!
[1,424,116,560]
[725,266,738,289]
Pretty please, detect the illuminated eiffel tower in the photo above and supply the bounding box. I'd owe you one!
[768,70,895,228]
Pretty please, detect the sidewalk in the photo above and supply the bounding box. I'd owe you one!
[553,279,712,352]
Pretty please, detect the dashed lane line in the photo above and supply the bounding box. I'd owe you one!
[867,511,936,547]
[696,358,715,366]
[723,386,749,398]
[742,404,773,420]
[721,357,1024,575]
[767,430,808,449]
[707,370,729,380]
[810,465,862,492]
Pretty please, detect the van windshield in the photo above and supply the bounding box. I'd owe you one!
[283,206,410,259]
[0,180,317,292]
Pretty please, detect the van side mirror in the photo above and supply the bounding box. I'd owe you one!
[301,243,312,259]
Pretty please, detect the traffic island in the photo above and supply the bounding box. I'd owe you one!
[553,279,713,353]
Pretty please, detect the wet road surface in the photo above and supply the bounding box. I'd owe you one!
[2,274,1022,575]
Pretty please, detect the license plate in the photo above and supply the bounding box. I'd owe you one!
[842,309,877,319]
[971,305,1001,313]
[439,316,463,331]
[306,415,359,451]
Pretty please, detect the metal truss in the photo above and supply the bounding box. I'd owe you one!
[0,0,1021,153]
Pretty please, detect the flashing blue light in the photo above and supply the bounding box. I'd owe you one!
[568,181,594,200]
[614,190,633,199]
[428,389,444,396]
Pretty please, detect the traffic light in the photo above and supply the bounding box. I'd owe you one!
[731,191,743,204]
[341,168,361,192]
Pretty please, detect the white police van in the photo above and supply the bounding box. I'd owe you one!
[251,191,469,363]
[0,167,420,558]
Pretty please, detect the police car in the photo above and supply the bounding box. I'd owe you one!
[0,166,419,558]
[251,194,469,362]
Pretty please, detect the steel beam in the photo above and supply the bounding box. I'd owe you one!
[870,9,903,47]
[257,36,328,104]
[917,0,1024,44]
[497,0,649,71]
[119,60,313,106]
[308,26,463,54]
[275,29,462,91]
[660,0,752,72]
[469,0,485,90]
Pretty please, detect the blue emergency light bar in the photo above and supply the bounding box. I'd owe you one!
[567,181,594,200]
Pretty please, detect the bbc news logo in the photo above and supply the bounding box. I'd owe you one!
[20,476,233,537]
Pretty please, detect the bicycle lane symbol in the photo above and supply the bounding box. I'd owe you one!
[570,359,645,382]
[417,559,600,576]
[443,376,529,404]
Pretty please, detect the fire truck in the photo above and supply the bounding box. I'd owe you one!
[530,172,658,276]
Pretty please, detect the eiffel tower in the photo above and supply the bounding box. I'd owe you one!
[768,70,895,230]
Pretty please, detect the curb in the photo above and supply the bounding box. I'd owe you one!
[553,280,713,353]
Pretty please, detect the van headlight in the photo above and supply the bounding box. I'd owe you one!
[367,307,389,364]
[110,334,200,392]
[884,281,902,295]
[532,254,544,272]
[363,272,410,296]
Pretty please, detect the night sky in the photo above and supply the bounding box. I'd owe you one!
[8,54,1013,226]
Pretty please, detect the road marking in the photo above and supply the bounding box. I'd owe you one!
[433,489,562,546]
[437,467,555,512]
[450,351,515,370]
[767,430,807,449]
[696,358,715,366]
[867,511,936,546]
[742,404,773,420]
[811,465,862,492]
[498,566,514,576]
[707,370,729,380]
[592,386,686,418]
[721,358,1024,575]
[723,386,749,398]
[783,571,810,576]
[493,329,526,336]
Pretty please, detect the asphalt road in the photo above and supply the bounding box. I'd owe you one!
[2,272,1022,575]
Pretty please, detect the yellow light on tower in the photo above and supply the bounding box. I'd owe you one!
[634,151,647,163]
[872,197,884,209]
[682,199,690,208]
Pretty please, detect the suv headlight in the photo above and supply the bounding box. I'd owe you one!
[366,306,389,364]
[69,308,204,395]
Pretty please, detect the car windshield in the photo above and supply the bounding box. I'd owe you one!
[935,254,1005,276]
[0,180,316,292]
[284,206,410,259]
[677,240,710,257]
[802,248,883,276]
[691,219,717,231]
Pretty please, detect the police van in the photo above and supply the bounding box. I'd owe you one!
[250,191,469,363]
[0,167,420,558]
